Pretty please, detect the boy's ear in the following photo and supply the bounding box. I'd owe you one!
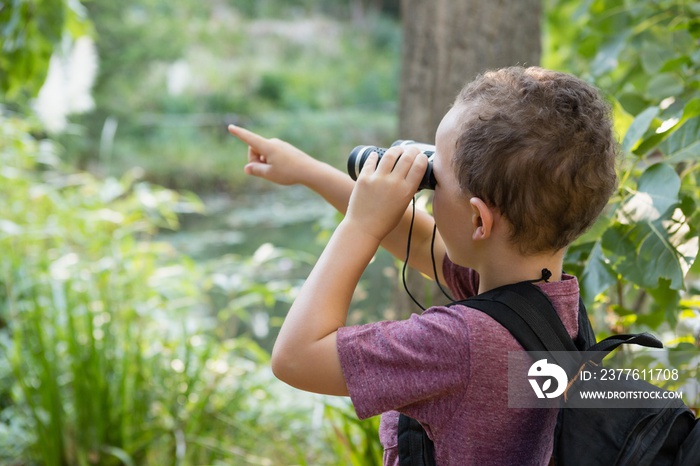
[469,197,493,241]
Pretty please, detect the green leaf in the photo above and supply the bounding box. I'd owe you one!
[617,92,652,117]
[602,207,698,291]
[581,241,617,304]
[677,98,700,124]
[591,32,629,77]
[634,99,700,156]
[659,55,692,74]
[622,106,659,154]
[622,163,680,222]
[610,304,635,316]
[101,446,136,466]
[661,114,700,160]
[574,211,613,245]
[665,140,700,164]
[647,278,682,328]
[610,96,636,146]
[645,73,684,100]
[640,41,667,74]
[635,305,668,330]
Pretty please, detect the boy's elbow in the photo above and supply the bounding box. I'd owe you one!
[270,350,286,381]
[270,343,321,391]
[271,336,348,396]
[270,343,297,385]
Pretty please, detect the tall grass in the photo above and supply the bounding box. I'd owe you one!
[323,401,383,466]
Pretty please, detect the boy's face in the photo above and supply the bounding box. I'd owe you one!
[432,104,475,266]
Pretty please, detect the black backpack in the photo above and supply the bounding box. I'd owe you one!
[397,281,700,466]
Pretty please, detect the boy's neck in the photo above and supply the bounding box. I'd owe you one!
[475,249,566,294]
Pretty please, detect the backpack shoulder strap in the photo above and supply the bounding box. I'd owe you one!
[583,332,662,364]
[574,296,596,350]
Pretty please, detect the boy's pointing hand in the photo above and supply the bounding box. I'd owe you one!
[228,124,315,186]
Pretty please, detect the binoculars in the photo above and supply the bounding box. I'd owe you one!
[347,140,436,190]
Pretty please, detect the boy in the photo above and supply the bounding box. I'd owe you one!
[228,66,617,465]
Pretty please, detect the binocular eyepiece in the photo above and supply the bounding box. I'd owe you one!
[347,140,437,190]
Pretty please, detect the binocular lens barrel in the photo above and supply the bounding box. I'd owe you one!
[347,141,436,191]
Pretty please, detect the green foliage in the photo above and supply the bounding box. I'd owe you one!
[0,115,340,465]
[55,0,200,169]
[547,0,700,341]
[323,400,383,466]
[84,0,198,115]
[0,0,89,101]
[56,4,400,191]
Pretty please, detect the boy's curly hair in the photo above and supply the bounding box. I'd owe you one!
[453,66,618,255]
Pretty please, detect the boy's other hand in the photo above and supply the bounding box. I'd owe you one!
[346,146,429,243]
[228,124,316,186]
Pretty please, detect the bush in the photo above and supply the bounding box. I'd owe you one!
[544,0,700,343]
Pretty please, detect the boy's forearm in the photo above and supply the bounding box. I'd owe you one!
[300,160,354,215]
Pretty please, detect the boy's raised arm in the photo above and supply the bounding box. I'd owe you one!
[268,147,429,395]
[228,124,446,283]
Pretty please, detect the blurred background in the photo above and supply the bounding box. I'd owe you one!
[1,0,699,464]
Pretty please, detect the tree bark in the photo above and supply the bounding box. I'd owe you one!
[394,0,541,315]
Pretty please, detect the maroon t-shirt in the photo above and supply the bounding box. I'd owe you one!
[337,256,580,465]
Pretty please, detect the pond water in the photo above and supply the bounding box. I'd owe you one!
[170,186,333,259]
[164,185,398,350]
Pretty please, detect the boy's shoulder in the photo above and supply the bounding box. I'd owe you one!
[445,274,581,342]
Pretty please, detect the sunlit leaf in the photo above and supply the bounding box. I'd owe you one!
[621,163,680,222]
[662,115,700,163]
[621,106,659,154]
[636,99,700,155]
[591,32,629,77]
[611,97,635,145]
[603,208,698,290]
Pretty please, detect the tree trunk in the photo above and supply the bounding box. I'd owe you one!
[394,0,541,316]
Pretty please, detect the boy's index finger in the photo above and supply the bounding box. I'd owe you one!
[228,124,271,151]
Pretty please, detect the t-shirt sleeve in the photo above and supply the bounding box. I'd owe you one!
[442,254,480,300]
[337,307,471,420]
